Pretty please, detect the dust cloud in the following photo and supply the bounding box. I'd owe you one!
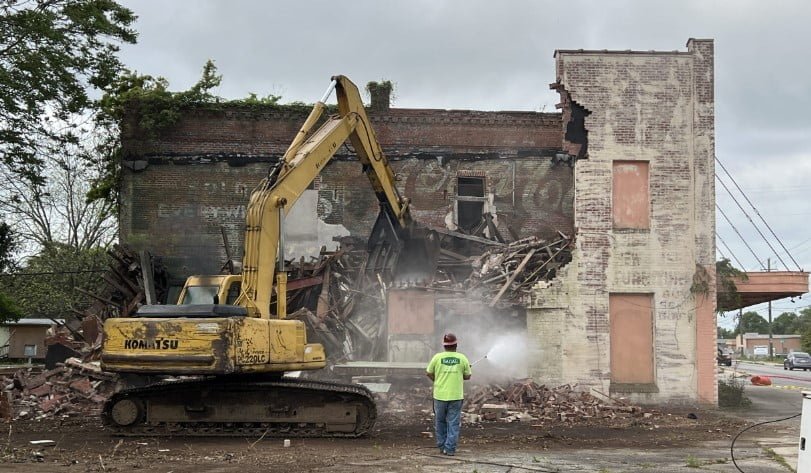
[439,319,530,384]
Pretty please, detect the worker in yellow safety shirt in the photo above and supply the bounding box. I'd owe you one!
[426,332,471,456]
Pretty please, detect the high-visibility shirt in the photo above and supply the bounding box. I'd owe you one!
[426,351,471,401]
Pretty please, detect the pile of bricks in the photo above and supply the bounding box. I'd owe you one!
[465,379,644,424]
[1,358,119,421]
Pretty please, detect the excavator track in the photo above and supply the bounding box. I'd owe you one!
[103,377,377,437]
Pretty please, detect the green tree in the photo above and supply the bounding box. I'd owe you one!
[0,219,16,272]
[797,307,811,332]
[0,219,21,321]
[736,311,770,335]
[0,0,136,185]
[802,327,811,353]
[716,258,747,312]
[4,244,109,320]
[717,326,735,339]
[771,312,800,335]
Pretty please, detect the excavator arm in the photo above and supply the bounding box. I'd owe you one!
[238,76,415,319]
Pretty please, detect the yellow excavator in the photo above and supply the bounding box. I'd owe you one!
[100,76,435,437]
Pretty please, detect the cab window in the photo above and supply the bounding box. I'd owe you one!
[225,282,242,305]
[182,286,219,305]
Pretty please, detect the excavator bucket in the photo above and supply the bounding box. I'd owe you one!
[366,210,439,284]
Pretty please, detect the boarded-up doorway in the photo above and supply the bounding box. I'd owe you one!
[609,294,655,387]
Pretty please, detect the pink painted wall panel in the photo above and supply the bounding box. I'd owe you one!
[610,293,654,384]
[612,161,650,229]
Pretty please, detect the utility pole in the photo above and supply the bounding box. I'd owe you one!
[768,258,773,358]
[738,307,744,356]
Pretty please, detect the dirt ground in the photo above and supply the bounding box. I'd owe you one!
[0,405,748,473]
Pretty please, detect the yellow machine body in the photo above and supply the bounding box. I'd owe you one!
[101,316,325,375]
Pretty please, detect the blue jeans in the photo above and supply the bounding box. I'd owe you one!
[434,399,463,453]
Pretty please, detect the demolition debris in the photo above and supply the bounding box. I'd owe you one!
[465,379,645,424]
[1,358,119,421]
[374,379,653,427]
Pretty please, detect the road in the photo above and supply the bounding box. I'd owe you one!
[727,360,811,389]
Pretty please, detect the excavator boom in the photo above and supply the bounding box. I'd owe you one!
[238,75,417,319]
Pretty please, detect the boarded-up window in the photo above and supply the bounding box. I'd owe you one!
[387,289,435,335]
[612,161,650,229]
[456,176,485,232]
[609,293,654,385]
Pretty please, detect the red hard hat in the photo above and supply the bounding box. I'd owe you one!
[442,333,458,346]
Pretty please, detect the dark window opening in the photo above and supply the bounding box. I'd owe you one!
[457,177,485,197]
[458,201,485,232]
[456,176,486,232]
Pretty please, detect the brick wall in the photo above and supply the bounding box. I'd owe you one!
[529,39,716,405]
[120,105,572,278]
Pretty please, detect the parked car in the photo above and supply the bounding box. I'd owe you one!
[717,348,733,366]
[783,352,811,371]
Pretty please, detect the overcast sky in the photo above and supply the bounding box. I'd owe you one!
[117,0,811,325]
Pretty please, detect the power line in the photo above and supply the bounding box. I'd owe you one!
[715,156,802,271]
[716,203,765,269]
[715,175,788,270]
[716,233,746,269]
[0,269,106,277]
[786,236,811,252]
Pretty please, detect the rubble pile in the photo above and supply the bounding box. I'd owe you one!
[286,238,387,361]
[465,235,572,306]
[465,380,643,424]
[1,358,119,421]
[80,244,169,321]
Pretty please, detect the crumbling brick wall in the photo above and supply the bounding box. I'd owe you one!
[120,104,572,279]
[528,39,716,405]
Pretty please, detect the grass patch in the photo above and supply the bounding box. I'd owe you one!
[762,447,796,472]
[685,454,701,468]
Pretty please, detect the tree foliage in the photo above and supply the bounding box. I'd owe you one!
[802,327,811,353]
[90,61,299,203]
[717,326,734,339]
[3,243,109,319]
[0,144,117,253]
[0,0,137,186]
[771,312,800,335]
[89,60,224,202]
[0,219,21,321]
[716,258,747,312]
[0,218,16,272]
[736,311,770,335]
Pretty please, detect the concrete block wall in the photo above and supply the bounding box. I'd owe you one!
[120,105,573,279]
[528,39,716,404]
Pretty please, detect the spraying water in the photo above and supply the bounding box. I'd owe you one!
[473,333,529,382]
